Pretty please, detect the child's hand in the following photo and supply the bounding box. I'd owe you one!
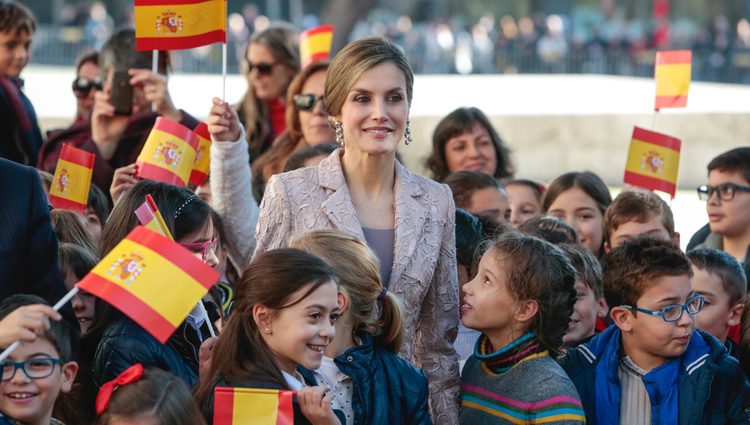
[198,336,218,379]
[110,163,139,205]
[129,69,181,122]
[0,305,61,347]
[207,97,241,142]
[297,386,341,425]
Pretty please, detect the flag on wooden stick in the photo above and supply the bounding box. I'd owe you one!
[213,387,294,425]
[654,50,691,110]
[623,126,682,198]
[134,0,227,51]
[48,144,95,213]
[136,117,199,187]
[189,122,211,186]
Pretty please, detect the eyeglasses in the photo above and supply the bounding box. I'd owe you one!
[180,238,218,262]
[1,358,62,381]
[697,183,750,201]
[621,294,705,323]
[246,60,279,76]
[72,76,103,97]
[293,94,325,111]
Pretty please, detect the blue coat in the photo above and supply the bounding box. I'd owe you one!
[301,333,432,425]
[559,326,750,425]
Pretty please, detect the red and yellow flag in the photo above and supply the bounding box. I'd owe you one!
[134,194,173,239]
[136,117,199,188]
[654,50,691,110]
[299,25,334,69]
[214,387,294,425]
[77,226,219,343]
[134,0,226,51]
[189,122,211,186]
[48,144,95,213]
[623,126,681,198]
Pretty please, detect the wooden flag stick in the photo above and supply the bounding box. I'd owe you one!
[0,287,79,362]
[222,42,227,102]
[651,110,658,130]
[152,50,159,112]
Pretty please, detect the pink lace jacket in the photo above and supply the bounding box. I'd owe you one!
[254,150,460,425]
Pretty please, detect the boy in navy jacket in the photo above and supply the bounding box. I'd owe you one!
[560,236,750,424]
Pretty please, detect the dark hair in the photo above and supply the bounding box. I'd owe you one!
[283,144,338,172]
[96,368,205,425]
[87,184,110,227]
[253,62,330,183]
[542,171,612,215]
[738,295,750,376]
[486,232,576,358]
[99,28,169,80]
[561,244,603,298]
[687,248,747,305]
[456,208,508,274]
[194,249,338,410]
[76,49,99,73]
[0,1,35,36]
[707,147,750,183]
[50,209,98,254]
[518,215,579,245]
[444,170,503,210]
[604,189,675,244]
[506,179,545,202]
[58,243,99,281]
[426,107,513,182]
[0,294,77,362]
[602,236,693,309]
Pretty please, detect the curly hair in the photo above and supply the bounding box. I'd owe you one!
[488,232,577,357]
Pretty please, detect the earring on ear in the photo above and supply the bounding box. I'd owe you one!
[404,119,412,145]
[264,327,271,334]
[334,120,344,147]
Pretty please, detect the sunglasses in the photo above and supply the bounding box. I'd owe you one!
[246,60,279,76]
[293,94,325,111]
[72,76,103,97]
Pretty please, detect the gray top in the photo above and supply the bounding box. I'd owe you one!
[618,356,652,425]
[362,227,395,287]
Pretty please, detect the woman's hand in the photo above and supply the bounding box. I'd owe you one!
[129,69,182,122]
[0,305,61,348]
[110,163,139,205]
[207,97,241,142]
[297,386,341,425]
[91,90,130,161]
[198,336,218,379]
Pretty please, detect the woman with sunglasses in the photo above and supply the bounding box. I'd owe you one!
[237,24,299,164]
[250,61,333,200]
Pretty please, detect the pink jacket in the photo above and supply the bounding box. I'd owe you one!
[255,150,460,425]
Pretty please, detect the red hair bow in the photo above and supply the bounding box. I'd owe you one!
[95,363,144,414]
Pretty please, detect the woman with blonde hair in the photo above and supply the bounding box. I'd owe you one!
[206,36,460,424]
[291,229,430,424]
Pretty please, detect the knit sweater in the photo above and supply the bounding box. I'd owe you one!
[460,334,585,424]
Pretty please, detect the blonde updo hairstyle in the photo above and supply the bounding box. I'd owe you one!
[290,229,405,353]
[324,36,414,120]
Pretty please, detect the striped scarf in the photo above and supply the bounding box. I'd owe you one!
[474,332,548,374]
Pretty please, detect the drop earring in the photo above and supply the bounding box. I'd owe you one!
[334,120,344,147]
[404,119,412,145]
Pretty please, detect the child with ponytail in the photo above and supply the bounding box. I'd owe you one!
[290,230,431,425]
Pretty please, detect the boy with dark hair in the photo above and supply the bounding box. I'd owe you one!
[445,170,510,225]
[0,294,78,425]
[688,248,746,355]
[561,244,608,347]
[690,147,750,278]
[560,236,750,424]
[604,189,678,252]
[0,1,44,166]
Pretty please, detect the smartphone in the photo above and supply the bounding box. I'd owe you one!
[110,70,133,116]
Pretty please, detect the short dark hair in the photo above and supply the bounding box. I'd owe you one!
[707,147,750,184]
[506,179,545,202]
[76,49,99,73]
[283,144,337,172]
[604,189,675,243]
[687,248,747,305]
[444,170,503,210]
[487,232,577,357]
[0,295,77,362]
[561,244,603,298]
[518,215,578,245]
[58,243,99,281]
[602,236,693,309]
[542,171,612,215]
[426,107,513,182]
[0,1,35,36]
[455,209,509,273]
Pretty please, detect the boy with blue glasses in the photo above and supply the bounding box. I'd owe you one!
[0,295,78,425]
[560,236,750,424]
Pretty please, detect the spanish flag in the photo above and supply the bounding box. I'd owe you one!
[77,226,219,343]
[654,50,691,110]
[48,144,95,214]
[134,0,226,51]
[134,194,173,239]
[623,126,681,198]
[136,117,199,188]
[299,25,334,69]
[189,122,211,186]
[214,387,294,425]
